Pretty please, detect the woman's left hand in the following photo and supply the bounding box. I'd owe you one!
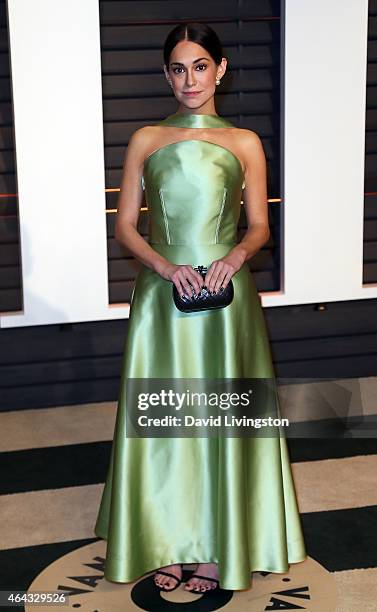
[204,250,246,294]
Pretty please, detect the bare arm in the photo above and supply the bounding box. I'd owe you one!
[114,128,204,297]
[231,130,270,263]
[114,127,170,275]
[204,130,270,293]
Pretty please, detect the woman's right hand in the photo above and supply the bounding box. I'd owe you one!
[159,263,204,298]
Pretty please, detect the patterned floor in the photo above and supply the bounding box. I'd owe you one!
[0,392,376,611]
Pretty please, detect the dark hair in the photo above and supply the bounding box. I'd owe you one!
[163,22,223,66]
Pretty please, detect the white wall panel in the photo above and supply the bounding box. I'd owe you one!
[1,0,129,327]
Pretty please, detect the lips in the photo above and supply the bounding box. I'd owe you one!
[183,91,201,96]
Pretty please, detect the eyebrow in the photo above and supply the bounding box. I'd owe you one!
[170,57,210,66]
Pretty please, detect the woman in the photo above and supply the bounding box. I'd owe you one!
[94,22,307,593]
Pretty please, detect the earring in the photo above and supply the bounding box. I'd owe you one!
[216,77,221,85]
[167,79,172,88]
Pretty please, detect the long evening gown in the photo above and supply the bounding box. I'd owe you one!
[94,112,307,590]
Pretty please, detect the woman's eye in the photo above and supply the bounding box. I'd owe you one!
[172,67,184,74]
[196,64,207,71]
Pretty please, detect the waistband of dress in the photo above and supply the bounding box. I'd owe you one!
[149,242,237,247]
[149,242,237,266]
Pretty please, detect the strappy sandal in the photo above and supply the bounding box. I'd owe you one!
[185,573,220,592]
[154,564,183,592]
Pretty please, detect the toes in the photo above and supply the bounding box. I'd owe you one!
[185,578,215,592]
[196,579,217,592]
[154,573,169,588]
[154,565,182,590]
[185,579,198,591]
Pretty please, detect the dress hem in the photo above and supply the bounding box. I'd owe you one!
[94,529,308,591]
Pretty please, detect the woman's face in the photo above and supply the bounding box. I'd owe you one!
[164,40,227,110]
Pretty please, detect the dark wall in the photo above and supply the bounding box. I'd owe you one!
[0,0,376,411]
[0,0,21,312]
[364,3,377,282]
[103,0,283,304]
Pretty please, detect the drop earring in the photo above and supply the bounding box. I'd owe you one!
[216,77,221,86]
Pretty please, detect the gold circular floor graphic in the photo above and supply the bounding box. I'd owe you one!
[26,540,337,611]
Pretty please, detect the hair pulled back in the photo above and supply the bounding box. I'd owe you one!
[163,22,223,66]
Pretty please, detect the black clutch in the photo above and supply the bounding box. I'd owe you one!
[172,265,234,313]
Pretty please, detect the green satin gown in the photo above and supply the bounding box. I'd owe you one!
[94,112,307,590]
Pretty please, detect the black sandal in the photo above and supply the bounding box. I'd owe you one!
[154,564,183,591]
[185,573,220,592]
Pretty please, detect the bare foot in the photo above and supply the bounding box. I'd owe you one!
[184,562,219,592]
[154,563,182,590]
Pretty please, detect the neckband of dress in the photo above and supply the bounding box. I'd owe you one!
[159,112,234,129]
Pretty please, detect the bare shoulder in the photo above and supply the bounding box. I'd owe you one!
[127,125,166,162]
[232,127,264,151]
[128,125,160,149]
[231,128,266,173]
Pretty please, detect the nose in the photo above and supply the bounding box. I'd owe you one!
[186,68,197,88]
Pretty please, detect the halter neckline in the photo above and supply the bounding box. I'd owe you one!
[159,113,234,129]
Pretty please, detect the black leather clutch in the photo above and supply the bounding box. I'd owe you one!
[172,265,234,313]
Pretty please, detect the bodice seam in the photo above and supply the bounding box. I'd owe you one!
[158,188,171,245]
[214,187,227,244]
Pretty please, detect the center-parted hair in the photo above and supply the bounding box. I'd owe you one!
[163,22,223,66]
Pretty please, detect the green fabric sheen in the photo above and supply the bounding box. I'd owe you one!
[94,112,307,590]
